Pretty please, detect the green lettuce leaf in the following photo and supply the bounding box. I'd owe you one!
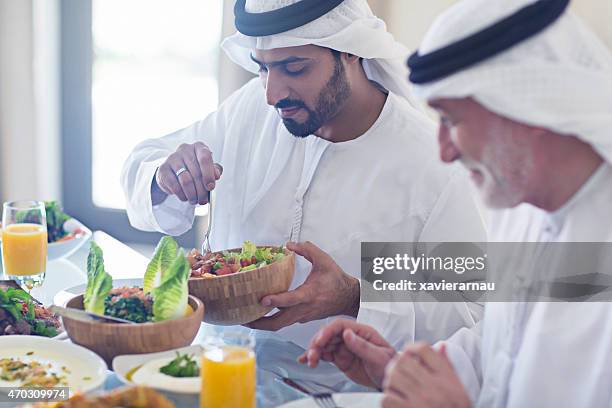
[255,247,273,263]
[84,242,113,314]
[32,320,58,337]
[152,250,190,322]
[44,201,71,243]
[143,236,179,293]
[241,240,257,257]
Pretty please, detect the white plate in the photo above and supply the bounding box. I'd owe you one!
[278,392,383,407]
[113,345,202,395]
[0,335,106,395]
[53,278,143,307]
[48,218,92,261]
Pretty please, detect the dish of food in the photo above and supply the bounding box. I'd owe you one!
[113,345,202,395]
[187,241,294,325]
[24,386,175,408]
[189,240,286,278]
[83,237,191,323]
[0,286,61,337]
[47,218,92,261]
[16,201,78,244]
[0,357,68,387]
[0,335,105,394]
[59,237,204,365]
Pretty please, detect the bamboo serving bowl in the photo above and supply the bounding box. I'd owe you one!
[188,247,295,325]
[62,295,204,367]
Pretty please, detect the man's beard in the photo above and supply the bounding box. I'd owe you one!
[276,57,351,138]
[460,128,534,209]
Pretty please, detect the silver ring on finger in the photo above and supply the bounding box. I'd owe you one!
[175,167,189,178]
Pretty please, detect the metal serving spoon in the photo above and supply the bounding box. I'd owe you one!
[201,191,213,254]
[50,305,136,324]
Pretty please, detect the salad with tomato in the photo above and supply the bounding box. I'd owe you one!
[189,241,286,278]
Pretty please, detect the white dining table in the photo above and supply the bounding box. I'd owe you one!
[1,230,371,407]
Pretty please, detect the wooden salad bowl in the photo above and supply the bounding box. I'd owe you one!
[62,295,204,367]
[188,247,295,325]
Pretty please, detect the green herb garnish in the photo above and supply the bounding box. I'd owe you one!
[159,352,199,378]
[104,293,153,323]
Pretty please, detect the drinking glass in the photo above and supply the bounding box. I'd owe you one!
[1,201,48,290]
[200,331,256,408]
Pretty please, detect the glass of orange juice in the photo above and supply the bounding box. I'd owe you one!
[200,332,256,408]
[1,201,48,289]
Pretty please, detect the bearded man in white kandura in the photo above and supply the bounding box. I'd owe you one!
[121,0,485,349]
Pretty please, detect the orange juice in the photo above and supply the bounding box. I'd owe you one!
[200,345,256,408]
[1,223,47,276]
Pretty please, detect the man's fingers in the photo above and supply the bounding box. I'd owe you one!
[261,286,311,308]
[354,323,395,349]
[244,310,296,331]
[306,348,322,368]
[214,163,223,180]
[300,321,347,367]
[380,346,445,407]
[285,241,324,264]
[321,350,335,363]
[403,342,444,373]
[394,353,429,386]
[172,161,198,204]
[179,144,209,204]
[383,359,412,401]
[158,143,221,204]
[155,164,173,196]
[438,342,453,368]
[343,328,388,365]
[310,319,353,349]
[285,241,313,262]
[382,392,411,408]
[194,142,217,192]
[178,145,201,180]
[321,337,343,351]
[385,382,411,403]
[158,162,188,202]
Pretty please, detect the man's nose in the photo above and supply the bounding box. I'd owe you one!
[438,125,461,163]
[265,72,290,106]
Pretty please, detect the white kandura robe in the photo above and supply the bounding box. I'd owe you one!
[444,163,612,408]
[121,78,486,347]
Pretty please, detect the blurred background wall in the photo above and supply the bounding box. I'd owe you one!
[369,0,612,50]
[0,0,60,204]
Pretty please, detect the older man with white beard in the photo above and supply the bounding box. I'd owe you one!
[299,0,612,407]
[121,0,485,348]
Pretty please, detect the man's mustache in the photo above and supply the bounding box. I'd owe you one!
[275,99,307,110]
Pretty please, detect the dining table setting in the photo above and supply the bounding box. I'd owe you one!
[0,200,378,408]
